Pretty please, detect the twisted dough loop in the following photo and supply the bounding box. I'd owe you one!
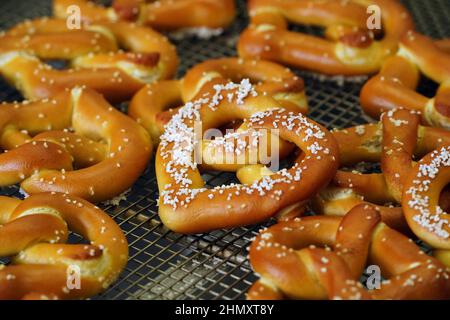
[361,31,450,129]
[0,18,178,102]
[0,192,128,300]
[156,80,338,233]
[313,108,450,232]
[247,204,450,300]
[54,0,236,30]
[129,57,308,143]
[0,87,151,203]
[238,0,414,75]
[402,146,450,263]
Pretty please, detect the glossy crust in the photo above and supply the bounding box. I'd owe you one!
[402,146,450,262]
[238,0,414,75]
[0,18,178,102]
[129,58,306,173]
[247,204,450,300]
[129,57,308,143]
[0,87,152,203]
[0,192,128,300]
[361,31,450,128]
[54,0,236,30]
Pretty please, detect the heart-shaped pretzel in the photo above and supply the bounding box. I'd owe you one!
[156,79,338,233]
[247,204,450,300]
[0,87,152,203]
[129,57,308,143]
[0,192,128,300]
[54,0,236,33]
[238,0,414,75]
[313,108,450,232]
[361,31,450,129]
[0,18,178,102]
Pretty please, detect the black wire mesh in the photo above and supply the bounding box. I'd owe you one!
[0,0,449,300]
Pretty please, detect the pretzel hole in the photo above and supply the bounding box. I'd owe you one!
[340,162,381,174]
[288,23,324,37]
[158,96,184,114]
[216,120,243,133]
[0,256,10,267]
[44,59,69,70]
[415,75,440,98]
[438,184,450,213]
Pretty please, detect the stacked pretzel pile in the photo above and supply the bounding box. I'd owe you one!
[0,0,448,300]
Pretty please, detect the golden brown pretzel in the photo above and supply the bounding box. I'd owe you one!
[0,18,178,102]
[238,0,414,75]
[402,146,450,267]
[54,0,236,32]
[0,192,128,300]
[361,31,450,129]
[247,204,450,300]
[0,87,152,203]
[129,57,308,143]
[313,108,450,232]
[156,79,338,233]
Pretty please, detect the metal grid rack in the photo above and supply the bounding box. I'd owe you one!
[0,0,448,300]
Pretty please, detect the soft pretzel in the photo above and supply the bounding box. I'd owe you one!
[129,57,308,144]
[313,108,450,232]
[247,203,450,300]
[402,146,450,267]
[361,31,450,129]
[0,87,151,203]
[0,18,178,102]
[53,0,236,33]
[0,192,128,300]
[238,0,414,75]
[156,79,338,233]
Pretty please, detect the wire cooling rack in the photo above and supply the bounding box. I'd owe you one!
[0,0,449,300]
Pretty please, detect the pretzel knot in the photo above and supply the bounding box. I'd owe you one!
[156,79,338,233]
[0,18,178,102]
[313,108,450,232]
[0,87,152,203]
[129,57,308,144]
[0,192,128,300]
[247,204,450,300]
[361,31,450,129]
[238,0,414,75]
[54,0,236,33]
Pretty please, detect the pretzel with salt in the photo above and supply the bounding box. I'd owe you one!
[313,108,450,232]
[402,145,450,268]
[0,192,128,300]
[238,0,414,75]
[156,79,338,233]
[129,57,308,143]
[0,18,178,102]
[361,31,450,129]
[247,203,450,300]
[0,87,151,203]
[237,108,450,230]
